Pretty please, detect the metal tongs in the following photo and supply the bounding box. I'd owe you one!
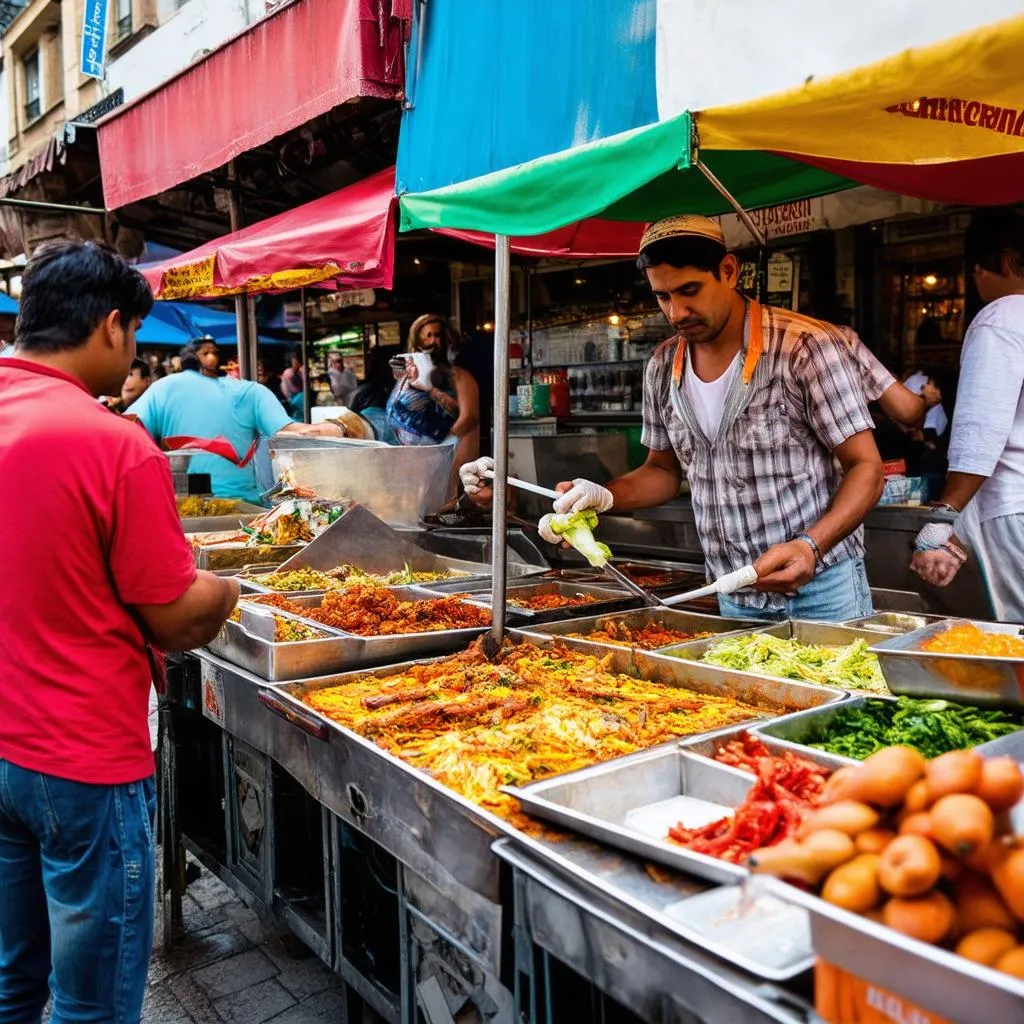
[487,472,663,605]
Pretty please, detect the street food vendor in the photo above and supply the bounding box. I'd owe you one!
[462,215,884,621]
[0,241,239,1020]
[129,337,344,504]
[910,208,1024,621]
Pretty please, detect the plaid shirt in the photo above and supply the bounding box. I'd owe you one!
[641,302,874,612]
[839,327,896,403]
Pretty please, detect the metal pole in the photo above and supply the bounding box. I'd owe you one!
[226,160,255,381]
[695,159,768,300]
[0,197,107,215]
[695,159,767,248]
[484,234,511,658]
[299,287,312,424]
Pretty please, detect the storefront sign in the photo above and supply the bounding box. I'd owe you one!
[162,255,216,296]
[719,199,826,248]
[80,0,109,80]
[766,253,795,293]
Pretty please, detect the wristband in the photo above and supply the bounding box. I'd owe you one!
[793,532,822,564]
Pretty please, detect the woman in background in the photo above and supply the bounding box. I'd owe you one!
[386,315,479,492]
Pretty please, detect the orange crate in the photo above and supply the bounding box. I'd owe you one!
[815,958,954,1024]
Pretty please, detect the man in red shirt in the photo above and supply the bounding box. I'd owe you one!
[0,242,238,1023]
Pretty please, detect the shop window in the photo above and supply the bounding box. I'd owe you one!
[23,49,40,123]
[116,0,132,39]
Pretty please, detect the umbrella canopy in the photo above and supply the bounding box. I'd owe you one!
[0,292,17,315]
[400,15,1024,236]
[143,168,398,300]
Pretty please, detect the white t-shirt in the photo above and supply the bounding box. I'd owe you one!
[924,403,948,437]
[946,294,1024,523]
[684,351,741,441]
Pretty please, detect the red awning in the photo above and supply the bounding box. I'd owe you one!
[143,168,397,299]
[98,0,405,209]
[442,219,645,260]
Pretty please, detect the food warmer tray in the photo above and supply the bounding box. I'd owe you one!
[256,634,847,908]
[509,747,766,886]
[842,611,949,635]
[194,545,304,572]
[495,837,815,1020]
[659,619,888,663]
[679,720,857,775]
[179,501,267,534]
[208,586,497,679]
[764,876,1024,1022]
[458,580,640,623]
[870,617,1024,707]
[514,607,767,652]
[235,568,488,600]
[751,694,1024,761]
[275,502,525,584]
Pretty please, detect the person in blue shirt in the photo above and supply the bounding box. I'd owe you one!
[129,338,340,503]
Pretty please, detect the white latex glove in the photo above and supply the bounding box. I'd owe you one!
[459,456,495,495]
[407,351,435,392]
[911,545,967,587]
[552,478,614,515]
[914,517,958,553]
[537,513,561,545]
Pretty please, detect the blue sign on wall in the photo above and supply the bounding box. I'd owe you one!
[80,0,109,80]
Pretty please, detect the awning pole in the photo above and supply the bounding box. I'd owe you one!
[695,159,767,248]
[299,287,311,424]
[226,159,255,381]
[484,234,511,658]
[0,197,106,216]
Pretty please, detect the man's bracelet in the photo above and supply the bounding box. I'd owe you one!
[793,532,822,564]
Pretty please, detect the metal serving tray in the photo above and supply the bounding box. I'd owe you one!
[751,695,1024,762]
[657,619,890,694]
[258,634,845,904]
[236,567,484,600]
[844,611,949,635]
[509,747,758,886]
[210,586,493,679]
[514,607,765,652]
[661,619,886,662]
[679,721,856,776]
[194,545,303,572]
[276,502,512,581]
[609,558,708,592]
[764,876,1024,1022]
[465,580,639,622]
[871,618,1024,707]
[179,501,266,534]
[497,839,818,1008]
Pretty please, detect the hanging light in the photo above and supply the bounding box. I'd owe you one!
[923,273,939,287]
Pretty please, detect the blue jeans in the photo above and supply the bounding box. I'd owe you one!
[0,761,156,1024]
[718,556,874,623]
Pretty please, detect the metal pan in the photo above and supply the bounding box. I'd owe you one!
[258,634,844,904]
[508,747,756,886]
[464,580,640,623]
[179,501,266,534]
[843,611,950,635]
[237,567,487,600]
[764,876,1024,1022]
[870,618,1024,707]
[513,607,766,652]
[210,586,494,678]
[679,722,857,776]
[751,695,1024,762]
[656,620,891,696]
[194,545,304,572]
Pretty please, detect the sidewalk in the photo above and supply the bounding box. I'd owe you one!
[141,863,352,1024]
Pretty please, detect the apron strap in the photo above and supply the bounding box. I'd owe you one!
[671,299,765,389]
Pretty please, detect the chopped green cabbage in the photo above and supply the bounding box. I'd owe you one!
[547,510,613,568]
[695,632,889,693]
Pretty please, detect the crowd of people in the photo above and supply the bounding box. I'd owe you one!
[0,199,1022,1021]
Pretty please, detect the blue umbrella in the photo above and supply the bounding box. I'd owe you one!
[0,292,18,315]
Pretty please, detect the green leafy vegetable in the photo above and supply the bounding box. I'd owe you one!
[807,697,1022,760]
[695,633,888,693]
[547,510,613,568]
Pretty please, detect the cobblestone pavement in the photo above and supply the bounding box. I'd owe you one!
[137,863,351,1024]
